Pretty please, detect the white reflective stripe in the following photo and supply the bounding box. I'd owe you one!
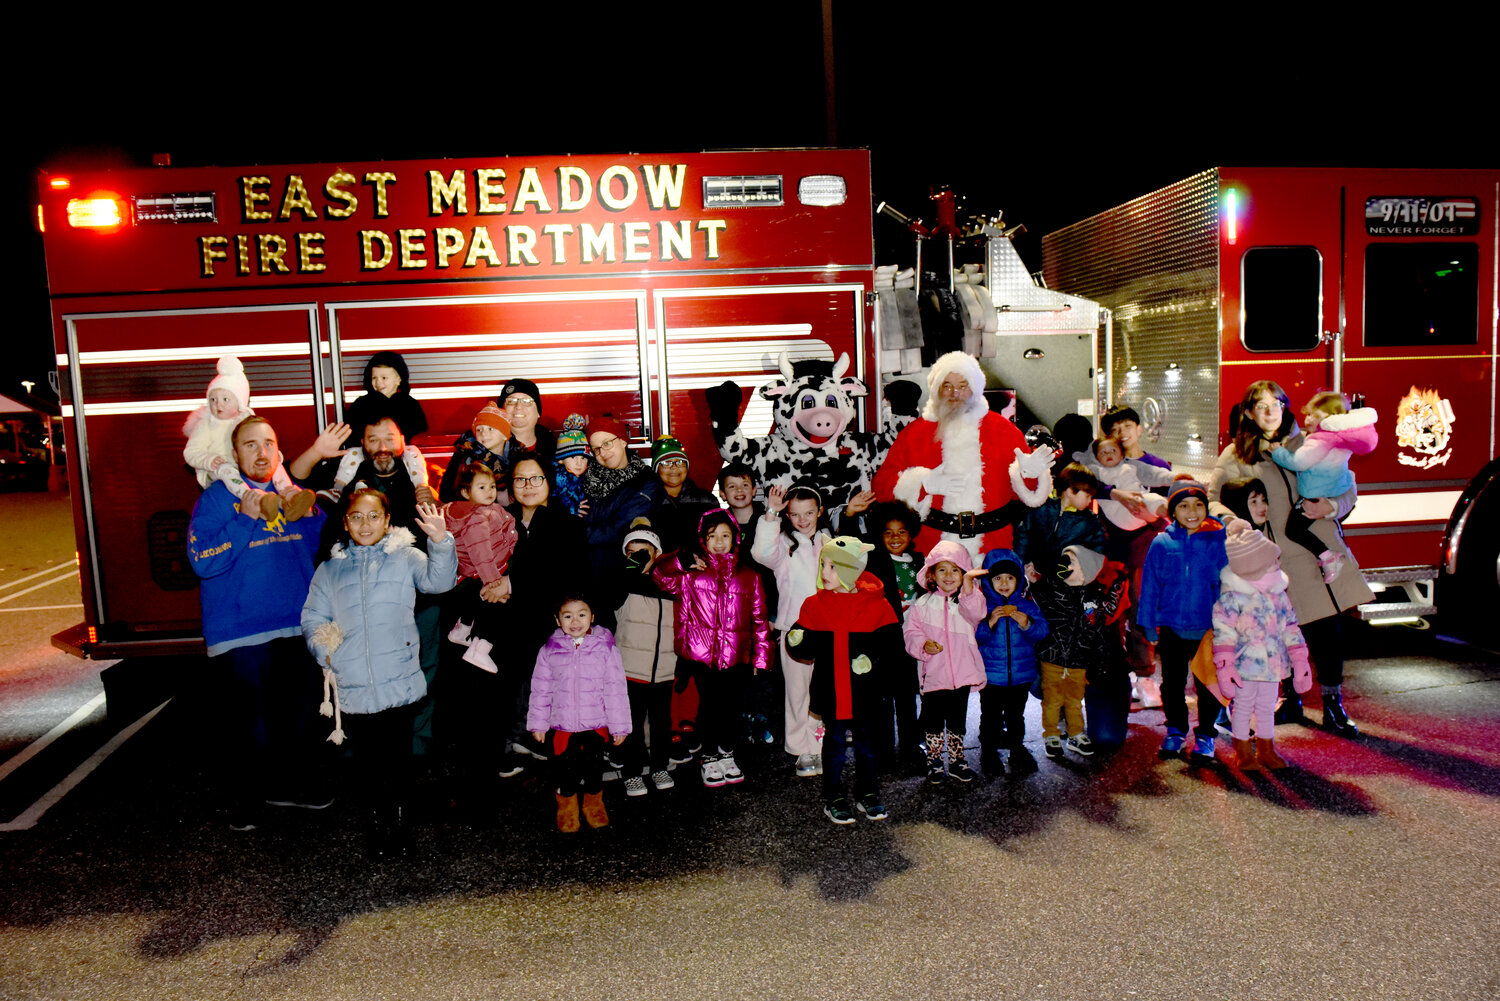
[339,331,637,352]
[1344,490,1462,526]
[668,323,813,341]
[69,343,314,365]
[64,393,318,417]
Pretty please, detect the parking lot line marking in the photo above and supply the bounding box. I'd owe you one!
[0,604,84,613]
[0,692,107,784]
[0,570,79,605]
[0,562,69,592]
[0,699,171,832]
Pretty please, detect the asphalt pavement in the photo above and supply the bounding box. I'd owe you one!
[0,488,1497,999]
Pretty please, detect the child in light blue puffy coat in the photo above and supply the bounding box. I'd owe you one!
[301,489,456,854]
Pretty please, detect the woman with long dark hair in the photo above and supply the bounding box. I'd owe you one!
[1207,380,1372,736]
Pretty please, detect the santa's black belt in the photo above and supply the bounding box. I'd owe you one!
[924,507,1010,538]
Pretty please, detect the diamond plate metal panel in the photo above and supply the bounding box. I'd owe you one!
[987,237,1101,332]
[1042,169,1222,475]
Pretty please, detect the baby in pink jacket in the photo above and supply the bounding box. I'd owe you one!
[442,465,518,674]
[902,540,988,784]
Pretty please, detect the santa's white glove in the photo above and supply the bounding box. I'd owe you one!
[1015,446,1054,478]
[922,466,969,497]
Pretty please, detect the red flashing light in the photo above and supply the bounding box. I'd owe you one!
[35,205,44,233]
[49,177,71,190]
[67,197,124,229]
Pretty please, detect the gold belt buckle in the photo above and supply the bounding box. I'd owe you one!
[957,511,976,537]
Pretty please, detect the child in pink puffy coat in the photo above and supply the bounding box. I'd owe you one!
[902,540,988,784]
[441,465,519,674]
[652,509,772,789]
[1212,519,1311,772]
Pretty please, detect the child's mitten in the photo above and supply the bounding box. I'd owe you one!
[1289,644,1313,694]
[1213,648,1243,698]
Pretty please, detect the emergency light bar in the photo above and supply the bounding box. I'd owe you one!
[797,175,847,206]
[704,175,783,208]
[66,198,124,229]
[134,192,217,224]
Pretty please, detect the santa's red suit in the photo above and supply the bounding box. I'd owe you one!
[872,352,1050,559]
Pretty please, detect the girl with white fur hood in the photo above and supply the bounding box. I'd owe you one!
[301,489,456,853]
[182,355,315,524]
[1211,519,1311,771]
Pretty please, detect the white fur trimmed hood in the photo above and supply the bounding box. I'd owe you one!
[329,525,418,560]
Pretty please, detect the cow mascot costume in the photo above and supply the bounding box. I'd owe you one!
[705,352,915,518]
[873,351,1052,561]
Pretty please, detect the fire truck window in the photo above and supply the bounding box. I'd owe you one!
[1364,243,1479,347]
[1241,246,1322,352]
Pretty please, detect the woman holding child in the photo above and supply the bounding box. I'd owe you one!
[1207,380,1372,737]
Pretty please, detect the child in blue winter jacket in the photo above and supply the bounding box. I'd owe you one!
[975,548,1049,776]
[301,489,457,855]
[1137,480,1229,763]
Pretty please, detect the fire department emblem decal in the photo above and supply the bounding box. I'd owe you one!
[1394,386,1455,469]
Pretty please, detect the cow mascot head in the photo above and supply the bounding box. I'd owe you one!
[705,350,914,514]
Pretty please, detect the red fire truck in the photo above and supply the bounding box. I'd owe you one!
[1042,167,1500,631]
[38,150,879,658]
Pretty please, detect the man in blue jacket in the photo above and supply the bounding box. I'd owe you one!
[188,415,327,830]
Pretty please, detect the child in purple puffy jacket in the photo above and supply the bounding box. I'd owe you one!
[652,509,772,790]
[527,595,631,834]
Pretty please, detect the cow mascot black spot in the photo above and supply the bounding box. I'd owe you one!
[705,352,916,519]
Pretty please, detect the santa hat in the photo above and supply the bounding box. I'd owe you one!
[922,351,988,422]
[1224,518,1281,580]
[586,415,630,444]
[208,355,251,412]
[818,534,874,591]
[471,405,512,441]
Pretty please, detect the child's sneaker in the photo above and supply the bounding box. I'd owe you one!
[447,620,474,646]
[718,753,744,784]
[1317,550,1345,583]
[855,794,888,821]
[1159,729,1186,759]
[794,753,821,777]
[823,798,856,825]
[1066,733,1096,757]
[700,755,726,788]
[668,743,695,766]
[949,759,976,783]
[1134,673,1163,708]
[1043,736,1064,759]
[926,760,946,784]
[1190,733,1217,763]
[651,770,675,791]
[624,775,648,797]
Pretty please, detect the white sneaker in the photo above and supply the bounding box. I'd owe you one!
[462,637,498,673]
[447,620,474,646]
[719,753,744,784]
[795,753,822,777]
[651,769,675,790]
[1135,674,1163,708]
[1066,733,1096,757]
[700,756,726,788]
[624,775,648,797]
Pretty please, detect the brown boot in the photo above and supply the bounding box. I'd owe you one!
[580,790,610,829]
[555,793,580,833]
[1233,738,1263,772]
[253,490,281,521]
[1255,737,1288,770]
[282,488,317,522]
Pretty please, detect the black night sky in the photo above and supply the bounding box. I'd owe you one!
[5,5,1492,406]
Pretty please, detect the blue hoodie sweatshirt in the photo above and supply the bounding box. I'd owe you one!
[974,548,1050,687]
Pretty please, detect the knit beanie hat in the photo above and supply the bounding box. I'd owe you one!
[555,414,590,461]
[651,434,688,469]
[1061,545,1105,586]
[987,554,1024,583]
[208,355,251,413]
[472,404,512,441]
[1166,479,1209,520]
[819,534,874,591]
[621,517,662,555]
[1224,517,1281,580]
[586,415,630,444]
[498,377,542,412]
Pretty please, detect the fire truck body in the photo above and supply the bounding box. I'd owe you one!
[1043,167,1500,625]
[39,150,878,657]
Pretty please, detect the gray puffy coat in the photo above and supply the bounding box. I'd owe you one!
[302,526,457,715]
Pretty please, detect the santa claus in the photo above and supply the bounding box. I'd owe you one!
[872,351,1051,559]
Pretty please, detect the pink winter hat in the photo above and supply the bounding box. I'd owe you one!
[1224,518,1281,579]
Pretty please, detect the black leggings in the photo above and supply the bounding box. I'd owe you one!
[1282,503,1328,562]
